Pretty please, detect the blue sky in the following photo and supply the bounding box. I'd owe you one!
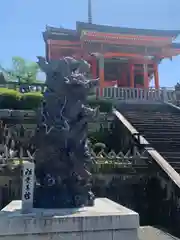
[0,0,180,86]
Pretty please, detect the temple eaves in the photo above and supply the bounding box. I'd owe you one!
[44,22,180,39]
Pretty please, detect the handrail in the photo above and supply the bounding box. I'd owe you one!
[113,108,180,189]
[164,101,180,111]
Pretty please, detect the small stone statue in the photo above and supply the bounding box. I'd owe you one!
[33,56,99,208]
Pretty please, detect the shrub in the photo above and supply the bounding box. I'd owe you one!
[0,88,113,112]
[20,92,43,110]
[88,98,113,113]
[0,88,21,109]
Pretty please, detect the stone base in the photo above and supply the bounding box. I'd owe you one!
[0,198,139,240]
[33,185,95,208]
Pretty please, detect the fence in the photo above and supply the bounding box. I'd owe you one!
[96,87,177,103]
[1,82,179,103]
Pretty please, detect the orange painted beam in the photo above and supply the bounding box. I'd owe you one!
[83,31,172,42]
[129,59,154,64]
[48,37,171,48]
[50,46,81,50]
[104,52,145,58]
[82,38,170,47]
[47,39,80,45]
[49,48,152,60]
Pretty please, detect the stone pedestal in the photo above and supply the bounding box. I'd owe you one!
[0,198,139,240]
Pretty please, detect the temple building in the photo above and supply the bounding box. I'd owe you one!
[42,15,180,93]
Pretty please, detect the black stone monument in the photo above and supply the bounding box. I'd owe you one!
[33,57,99,208]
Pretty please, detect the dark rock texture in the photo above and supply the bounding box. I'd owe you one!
[33,57,99,208]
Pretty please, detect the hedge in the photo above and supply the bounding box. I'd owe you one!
[20,92,43,110]
[87,97,113,112]
[0,88,21,109]
[0,88,113,112]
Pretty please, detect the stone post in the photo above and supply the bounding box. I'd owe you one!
[162,87,168,102]
[21,161,35,213]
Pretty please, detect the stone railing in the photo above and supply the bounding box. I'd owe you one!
[96,87,177,103]
[0,82,179,103]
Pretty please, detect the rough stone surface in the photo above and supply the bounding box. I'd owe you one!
[0,198,139,240]
[138,226,180,240]
[33,57,99,208]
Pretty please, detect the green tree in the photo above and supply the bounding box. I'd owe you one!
[0,56,39,84]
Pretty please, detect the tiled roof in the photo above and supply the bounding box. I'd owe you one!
[43,23,180,42]
[76,22,180,37]
[45,26,77,34]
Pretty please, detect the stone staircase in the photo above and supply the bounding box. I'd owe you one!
[117,103,180,171]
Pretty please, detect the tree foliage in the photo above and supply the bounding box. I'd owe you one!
[0,56,39,83]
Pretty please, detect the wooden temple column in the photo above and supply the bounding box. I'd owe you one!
[154,63,160,89]
[99,55,105,96]
[121,70,126,87]
[91,57,97,79]
[143,64,149,88]
[91,57,99,98]
[129,63,135,88]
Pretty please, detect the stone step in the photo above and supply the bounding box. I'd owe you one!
[145,135,180,140]
[123,112,180,116]
[117,103,180,168]
[155,148,180,153]
[127,118,180,121]
[124,116,180,122]
[152,141,180,147]
[122,110,180,115]
[126,117,180,122]
[150,144,180,153]
[160,153,180,163]
[146,138,180,142]
[139,131,180,136]
[166,162,180,169]
[131,120,180,124]
[122,109,180,113]
[136,125,180,130]
[160,152,180,156]
[135,126,180,132]
[117,104,169,111]
[131,123,180,128]
[124,113,180,118]
[159,155,180,162]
